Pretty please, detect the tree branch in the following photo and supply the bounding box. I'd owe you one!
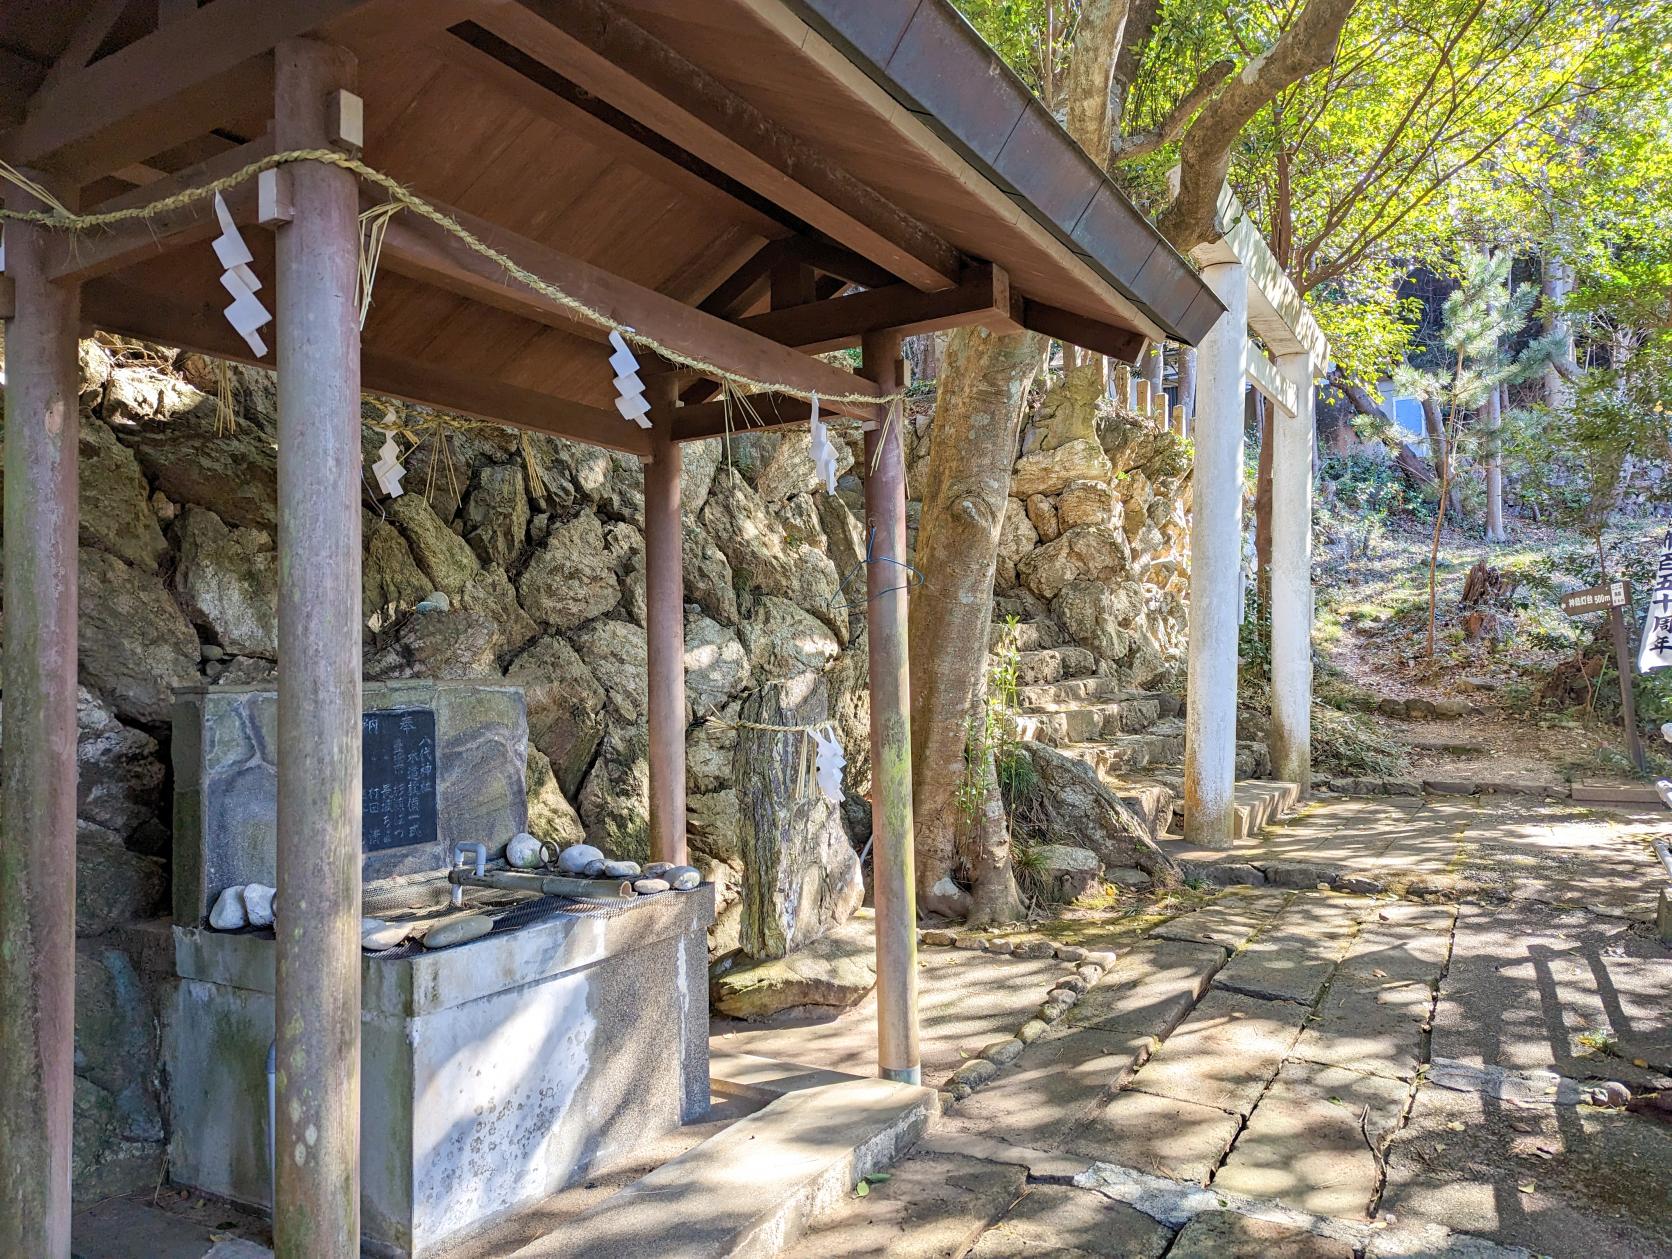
[1157,0,1358,252]
[1110,58,1235,160]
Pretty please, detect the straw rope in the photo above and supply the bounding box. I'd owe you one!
[0,148,905,409]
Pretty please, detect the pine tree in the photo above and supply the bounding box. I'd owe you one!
[1392,248,1547,656]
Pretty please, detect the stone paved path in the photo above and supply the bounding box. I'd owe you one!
[787,794,1672,1258]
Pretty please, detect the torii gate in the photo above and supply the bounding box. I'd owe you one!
[1183,184,1330,845]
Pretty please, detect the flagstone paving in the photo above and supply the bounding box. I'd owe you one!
[787,793,1672,1258]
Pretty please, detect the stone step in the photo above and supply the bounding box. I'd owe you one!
[1013,696,1164,746]
[1173,779,1303,841]
[1108,780,1177,842]
[1012,646,1097,687]
[1016,677,1180,713]
[508,1078,939,1259]
[1054,731,1186,777]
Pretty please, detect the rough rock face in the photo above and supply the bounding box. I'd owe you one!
[931,363,1193,688]
[1012,741,1178,883]
[174,508,280,658]
[77,547,201,725]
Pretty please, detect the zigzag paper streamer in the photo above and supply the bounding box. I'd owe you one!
[809,393,838,493]
[810,724,846,806]
[213,193,271,357]
[372,433,406,498]
[608,329,651,428]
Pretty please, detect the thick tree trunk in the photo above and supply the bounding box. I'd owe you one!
[908,328,1043,920]
[906,333,941,385]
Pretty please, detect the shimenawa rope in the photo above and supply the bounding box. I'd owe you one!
[0,149,905,409]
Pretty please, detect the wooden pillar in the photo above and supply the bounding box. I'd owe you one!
[0,176,81,1259]
[272,38,362,1258]
[645,376,688,867]
[860,331,921,1084]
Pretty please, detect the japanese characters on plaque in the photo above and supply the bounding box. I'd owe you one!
[1638,528,1672,674]
[361,708,439,853]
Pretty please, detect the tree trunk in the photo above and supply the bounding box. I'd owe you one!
[1542,250,1576,410]
[1421,397,1463,520]
[908,327,1043,921]
[1176,345,1198,427]
[1484,381,1506,543]
[906,332,941,385]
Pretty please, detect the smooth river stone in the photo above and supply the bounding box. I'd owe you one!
[643,862,675,878]
[424,915,493,949]
[665,866,701,891]
[208,885,247,930]
[505,832,545,869]
[241,883,276,927]
[361,918,410,951]
[601,859,641,878]
[556,843,604,874]
[632,878,670,895]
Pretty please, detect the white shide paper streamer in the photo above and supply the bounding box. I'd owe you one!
[608,329,652,428]
[212,193,272,357]
[810,723,846,806]
[809,392,839,493]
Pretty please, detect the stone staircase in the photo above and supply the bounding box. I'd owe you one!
[1006,622,1298,843]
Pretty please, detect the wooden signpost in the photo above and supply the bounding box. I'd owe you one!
[1560,579,1645,770]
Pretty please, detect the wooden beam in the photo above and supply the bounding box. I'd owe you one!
[438,24,792,242]
[39,0,134,97]
[1,0,468,179]
[374,196,886,420]
[1019,299,1147,363]
[48,135,276,282]
[0,49,46,127]
[664,391,831,442]
[479,0,965,292]
[77,277,653,456]
[784,237,901,292]
[735,264,1019,354]
[697,240,785,317]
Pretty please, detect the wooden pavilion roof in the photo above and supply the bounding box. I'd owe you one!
[0,0,1223,457]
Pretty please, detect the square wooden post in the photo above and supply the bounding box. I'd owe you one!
[0,176,81,1259]
[273,38,363,1258]
[861,331,921,1084]
[644,375,688,867]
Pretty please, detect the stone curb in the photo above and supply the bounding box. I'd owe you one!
[1318,776,1573,799]
[915,930,1119,1102]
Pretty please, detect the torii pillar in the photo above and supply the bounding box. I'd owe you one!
[1269,353,1317,790]
[1182,261,1247,847]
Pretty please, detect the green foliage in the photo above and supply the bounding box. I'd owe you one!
[1311,703,1411,778]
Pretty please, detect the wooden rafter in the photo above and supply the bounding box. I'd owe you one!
[39,0,134,97]
[1019,301,1147,364]
[477,0,966,292]
[373,195,886,420]
[437,24,793,243]
[735,264,1020,354]
[0,0,470,178]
